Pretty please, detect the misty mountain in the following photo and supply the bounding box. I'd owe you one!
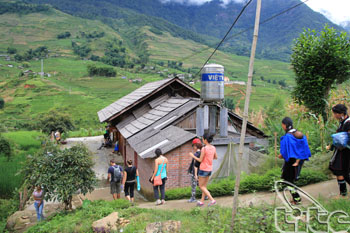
[26,0,343,61]
[341,21,350,32]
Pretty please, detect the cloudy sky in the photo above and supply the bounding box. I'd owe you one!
[305,0,350,26]
[161,0,350,26]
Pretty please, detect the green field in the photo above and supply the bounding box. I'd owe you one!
[0,131,43,198]
[0,8,296,130]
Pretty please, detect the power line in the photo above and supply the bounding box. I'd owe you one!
[194,0,253,78]
[224,0,310,45]
[184,0,310,77]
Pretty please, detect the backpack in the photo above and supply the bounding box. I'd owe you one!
[112,165,122,182]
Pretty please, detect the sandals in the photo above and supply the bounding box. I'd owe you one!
[208,200,216,207]
[155,200,162,205]
[289,199,301,205]
[197,201,204,207]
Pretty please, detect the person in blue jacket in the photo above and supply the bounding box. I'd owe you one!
[278,117,311,204]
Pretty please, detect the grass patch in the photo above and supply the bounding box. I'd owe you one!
[66,128,105,138]
[0,152,25,198]
[0,131,43,197]
[0,198,18,232]
[25,198,350,233]
[2,131,43,150]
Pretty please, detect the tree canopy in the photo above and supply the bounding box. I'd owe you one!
[291,25,350,121]
[38,110,75,134]
[22,143,96,209]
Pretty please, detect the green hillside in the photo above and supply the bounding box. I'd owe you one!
[143,26,293,109]
[0,7,133,56]
[26,0,343,62]
[0,6,294,131]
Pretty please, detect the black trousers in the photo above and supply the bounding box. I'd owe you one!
[124,182,135,198]
[330,149,350,182]
[282,158,301,203]
[153,178,167,200]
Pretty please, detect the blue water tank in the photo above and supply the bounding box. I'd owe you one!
[201,64,224,102]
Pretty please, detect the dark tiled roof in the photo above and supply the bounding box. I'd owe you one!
[97,78,172,122]
[135,125,196,158]
[118,97,191,139]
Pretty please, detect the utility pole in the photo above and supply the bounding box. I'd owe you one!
[41,59,44,78]
[230,0,262,231]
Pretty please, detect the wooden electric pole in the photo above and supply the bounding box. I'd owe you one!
[41,59,44,78]
[230,0,262,231]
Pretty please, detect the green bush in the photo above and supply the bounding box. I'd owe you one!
[149,27,163,35]
[165,168,328,200]
[22,143,97,209]
[7,47,17,54]
[0,97,4,109]
[0,135,11,161]
[80,31,105,39]
[0,2,49,15]
[14,46,49,61]
[87,64,116,77]
[57,31,71,39]
[72,41,91,57]
[38,110,75,134]
[0,198,18,232]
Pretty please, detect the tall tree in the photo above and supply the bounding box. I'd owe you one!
[22,143,96,209]
[291,25,350,121]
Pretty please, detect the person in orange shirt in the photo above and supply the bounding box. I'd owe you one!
[188,132,217,207]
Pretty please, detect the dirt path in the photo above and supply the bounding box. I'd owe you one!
[79,179,339,211]
[62,137,340,210]
[137,179,339,210]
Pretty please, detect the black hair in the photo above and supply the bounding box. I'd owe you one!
[332,104,348,115]
[155,148,162,158]
[110,159,115,164]
[282,117,293,131]
[127,160,133,165]
[203,132,214,143]
[193,143,203,150]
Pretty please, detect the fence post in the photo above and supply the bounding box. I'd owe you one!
[274,132,277,167]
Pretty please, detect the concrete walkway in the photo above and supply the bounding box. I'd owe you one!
[64,136,123,181]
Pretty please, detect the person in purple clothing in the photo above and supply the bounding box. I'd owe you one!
[33,185,44,221]
[107,159,123,200]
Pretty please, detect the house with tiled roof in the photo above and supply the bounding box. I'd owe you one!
[98,77,267,198]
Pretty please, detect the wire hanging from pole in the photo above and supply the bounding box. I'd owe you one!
[194,0,253,78]
[181,0,310,70]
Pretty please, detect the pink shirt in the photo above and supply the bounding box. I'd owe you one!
[33,190,43,204]
[199,145,216,172]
